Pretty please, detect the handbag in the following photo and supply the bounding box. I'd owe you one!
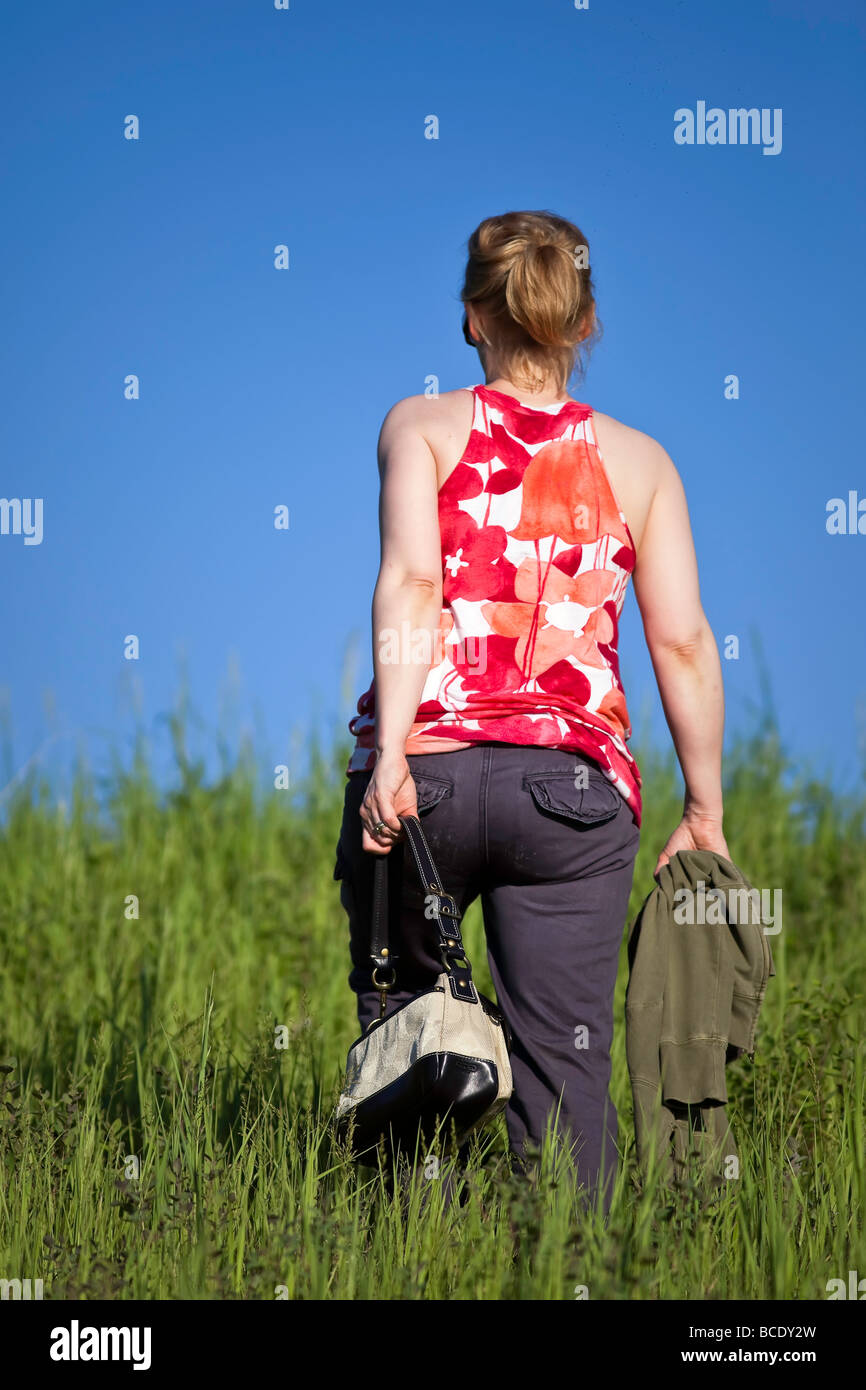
[335,813,513,1159]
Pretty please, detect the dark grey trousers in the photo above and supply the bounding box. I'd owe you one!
[334,742,640,1209]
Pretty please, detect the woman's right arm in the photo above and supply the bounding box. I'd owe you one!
[631,445,731,874]
[359,397,444,856]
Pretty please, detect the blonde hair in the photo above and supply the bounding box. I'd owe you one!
[460,210,600,394]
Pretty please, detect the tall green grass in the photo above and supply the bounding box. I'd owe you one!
[0,709,863,1299]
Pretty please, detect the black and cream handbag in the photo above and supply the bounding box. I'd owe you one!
[335,814,513,1158]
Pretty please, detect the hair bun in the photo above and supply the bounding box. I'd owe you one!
[461,210,599,392]
[506,240,583,347]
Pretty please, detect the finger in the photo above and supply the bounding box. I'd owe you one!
[392,803,417,838]
[360,797,396,847]
[374,792,402,836]
[361,828,392,855]
[360,799,399,844]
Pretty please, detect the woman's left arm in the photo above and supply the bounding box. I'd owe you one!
[360,397,443,855]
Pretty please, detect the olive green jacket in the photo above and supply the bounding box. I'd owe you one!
[625,850,775,1183]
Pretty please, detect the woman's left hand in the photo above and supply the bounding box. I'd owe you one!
[360,751,419,854]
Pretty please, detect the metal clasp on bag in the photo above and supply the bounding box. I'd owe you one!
[371,959,396,1020]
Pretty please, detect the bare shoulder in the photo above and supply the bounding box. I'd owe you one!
[377,388,475,482]
[379,387,473,437]
[591,410,678,484]
[590,410,683,550]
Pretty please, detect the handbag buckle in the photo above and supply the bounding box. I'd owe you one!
[424,890,460,922]
[372,963,397,1020]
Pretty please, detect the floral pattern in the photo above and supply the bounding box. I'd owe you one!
[347,383,642,823]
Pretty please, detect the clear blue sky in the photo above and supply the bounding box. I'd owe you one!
[2,0,865,803]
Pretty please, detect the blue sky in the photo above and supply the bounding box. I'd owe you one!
[1,0,865,804]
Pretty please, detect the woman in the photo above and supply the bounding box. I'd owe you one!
[334,209,729,1208]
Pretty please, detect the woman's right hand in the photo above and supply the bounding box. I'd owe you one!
[654,810,730,877]
[360,750,419,855]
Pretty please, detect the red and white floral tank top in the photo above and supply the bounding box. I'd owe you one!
[347,383,642,824]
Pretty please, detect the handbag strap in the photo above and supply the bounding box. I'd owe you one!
[370,814,477,1011]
